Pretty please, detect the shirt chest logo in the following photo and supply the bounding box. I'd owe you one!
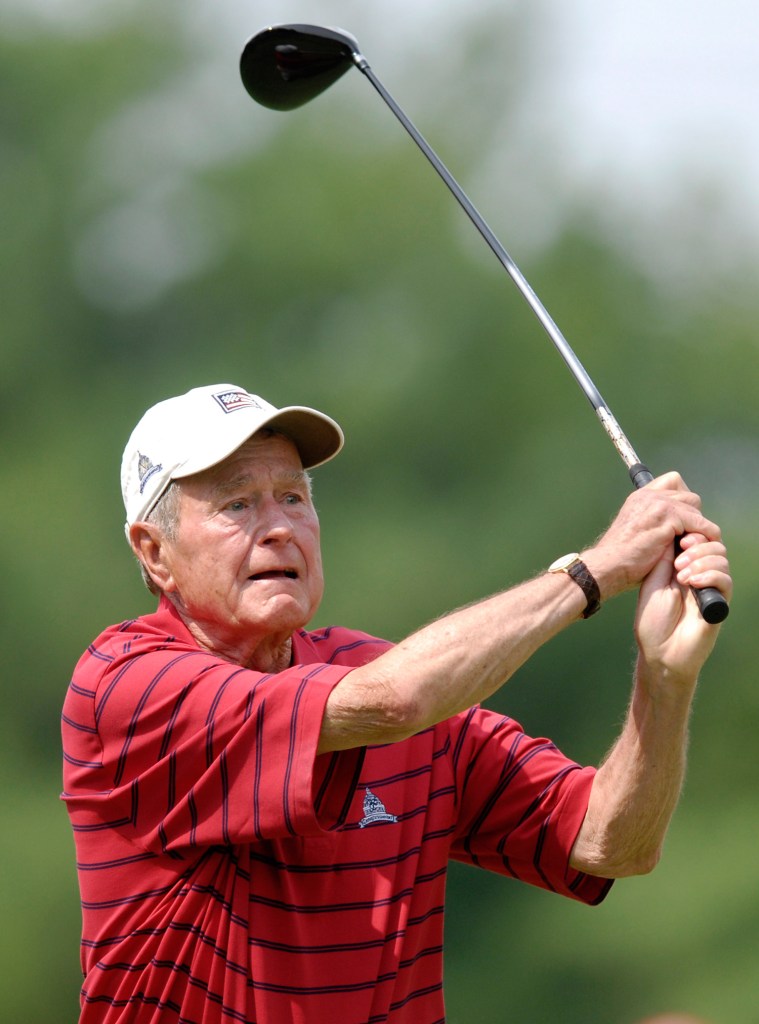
[358,788,398,828]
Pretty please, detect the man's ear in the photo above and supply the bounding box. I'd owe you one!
[129,522,176,593]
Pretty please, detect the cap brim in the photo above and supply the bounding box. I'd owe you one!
[264,407,344,469]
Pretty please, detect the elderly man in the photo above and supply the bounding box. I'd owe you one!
[62,383,731,1024]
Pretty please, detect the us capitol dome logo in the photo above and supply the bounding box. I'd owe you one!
[358,788,398,828]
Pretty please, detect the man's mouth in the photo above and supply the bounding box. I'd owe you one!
[248,570,298,582]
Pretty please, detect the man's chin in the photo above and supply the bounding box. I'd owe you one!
[241,591,317,633]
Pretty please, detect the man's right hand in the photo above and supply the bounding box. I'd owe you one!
[582,471,723,602]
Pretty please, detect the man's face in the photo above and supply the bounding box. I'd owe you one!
[156,432,324,667]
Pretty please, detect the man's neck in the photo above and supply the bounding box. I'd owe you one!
[164,594,295,672]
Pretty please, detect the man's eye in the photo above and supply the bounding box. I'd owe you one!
[227,500,247,512]
[284,494,302,505]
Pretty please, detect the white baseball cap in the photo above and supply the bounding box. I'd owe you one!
[121,384,344,533]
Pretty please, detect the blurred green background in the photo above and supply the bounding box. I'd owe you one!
[2,1,757,1021]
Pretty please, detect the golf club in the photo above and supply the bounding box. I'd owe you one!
[239,24,728,625]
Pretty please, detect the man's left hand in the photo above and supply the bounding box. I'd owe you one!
[635,532,732,682]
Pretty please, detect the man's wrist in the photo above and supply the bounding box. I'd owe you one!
[548,553,601,618]
[634,651,700,701]
[580,548,629,603]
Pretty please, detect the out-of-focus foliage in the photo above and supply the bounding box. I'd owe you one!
[1,3,756,1022]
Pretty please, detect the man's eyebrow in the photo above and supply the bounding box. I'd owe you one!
[209,470,312,501]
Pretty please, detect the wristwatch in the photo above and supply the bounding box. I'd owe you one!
[548,552,601,618]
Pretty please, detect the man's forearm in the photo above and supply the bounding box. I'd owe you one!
[318,568,589,753]
[569,656,698,878]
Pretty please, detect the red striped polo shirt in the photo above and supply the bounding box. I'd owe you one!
[62,596,611,1024]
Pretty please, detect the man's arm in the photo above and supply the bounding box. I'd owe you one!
[319,568,592,752]
[569,529,732,877]
[319,472,730,755]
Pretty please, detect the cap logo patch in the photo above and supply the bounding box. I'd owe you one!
[137,452,163,494]
[213,390,262,415]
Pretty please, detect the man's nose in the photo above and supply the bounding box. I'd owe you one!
[257,497,294,541]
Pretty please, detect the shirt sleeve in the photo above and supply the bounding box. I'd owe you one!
[63,642,364,858]
[448,706,613,905]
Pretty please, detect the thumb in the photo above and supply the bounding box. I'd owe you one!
[636,548,684,642]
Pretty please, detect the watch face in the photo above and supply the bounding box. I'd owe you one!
[549,552,581,572]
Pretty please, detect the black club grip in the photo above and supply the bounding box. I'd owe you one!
[628,463,729,624]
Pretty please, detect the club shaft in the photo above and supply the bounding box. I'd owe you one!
[353,55,645,471]
[350,51,728,624]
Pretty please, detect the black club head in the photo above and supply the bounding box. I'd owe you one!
[240,24,360,111]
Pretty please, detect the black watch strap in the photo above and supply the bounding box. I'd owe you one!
[567,560,601,618]
[548,553,601,619]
